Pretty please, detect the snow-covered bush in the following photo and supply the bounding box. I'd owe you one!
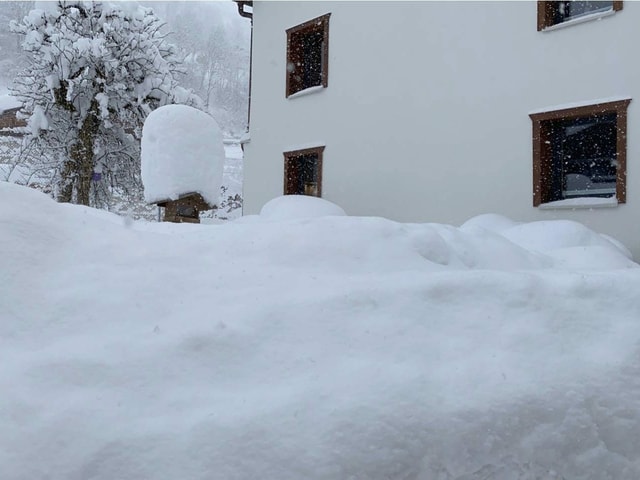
[10,1,201,207]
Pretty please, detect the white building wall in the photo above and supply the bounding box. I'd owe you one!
[243,1,640,257]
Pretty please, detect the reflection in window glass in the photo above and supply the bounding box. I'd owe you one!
[555,1,613,23]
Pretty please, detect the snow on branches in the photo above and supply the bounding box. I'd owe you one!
[10,1,202,207]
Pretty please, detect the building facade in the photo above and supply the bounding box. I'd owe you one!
[240,1,640,257]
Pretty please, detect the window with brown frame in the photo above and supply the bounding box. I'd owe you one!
[537,1,622,30]
[286,13,330,98]
[283,146,324,197]
[529,99,630,206]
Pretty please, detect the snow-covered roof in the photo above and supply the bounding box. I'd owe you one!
[141,104,225,206]
[0,94,21,115]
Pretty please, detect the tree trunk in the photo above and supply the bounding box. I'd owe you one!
[70,102,100,206]
[57,160,74,203]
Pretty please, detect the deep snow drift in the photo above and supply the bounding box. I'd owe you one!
[1,183,640,480]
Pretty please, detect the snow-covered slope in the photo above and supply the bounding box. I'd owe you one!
[1,183,640,479]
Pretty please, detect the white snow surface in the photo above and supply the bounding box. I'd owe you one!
[141,104,224,206]
[2,183,640,479]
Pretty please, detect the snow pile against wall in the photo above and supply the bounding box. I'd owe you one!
[259,194,347,220]
[1,183,640,479]
[141,105,224,206]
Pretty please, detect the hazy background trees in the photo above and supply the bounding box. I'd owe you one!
[0,1,250,137]
[151,2,250,136]
[0,2,33,85]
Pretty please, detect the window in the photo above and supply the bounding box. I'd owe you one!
[283,146,324,197]
[286,13,330,97]
[529,99,630,206]
[537,1,622,30]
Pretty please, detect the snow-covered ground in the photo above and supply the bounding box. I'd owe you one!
[1,184,640,479]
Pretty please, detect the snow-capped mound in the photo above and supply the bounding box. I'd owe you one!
[259,195,347,220]
[141,104,224,206]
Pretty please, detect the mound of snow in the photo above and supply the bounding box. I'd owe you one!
[460,213,521,233]
[502,219,632,257]
[460,214,635,268]
[421,223,551,270]
[2,183,640,480]
[141,104,224,206]
[260,195,347,220]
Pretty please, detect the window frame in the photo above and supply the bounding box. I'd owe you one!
[285,13,331,98]
[283,146,325,197]
[537,1,622,31]
[529,99,630,206]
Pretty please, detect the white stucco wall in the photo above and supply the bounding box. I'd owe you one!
[243,1,640,257]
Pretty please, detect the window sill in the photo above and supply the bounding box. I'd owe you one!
[287,85,325,100]
[538,196,618,210]
[541,8,616,32]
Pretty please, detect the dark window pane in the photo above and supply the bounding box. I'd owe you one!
[555,1,613,23]
[286,14,329,96]
[290,29,323,92]
[285,153,320,196]
[302,30,323,89]
[550,114,617,200]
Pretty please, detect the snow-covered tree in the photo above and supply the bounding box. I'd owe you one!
[10,1,201,206]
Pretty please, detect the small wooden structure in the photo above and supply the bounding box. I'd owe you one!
[0,108,26,137]
[155,192,213,224]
